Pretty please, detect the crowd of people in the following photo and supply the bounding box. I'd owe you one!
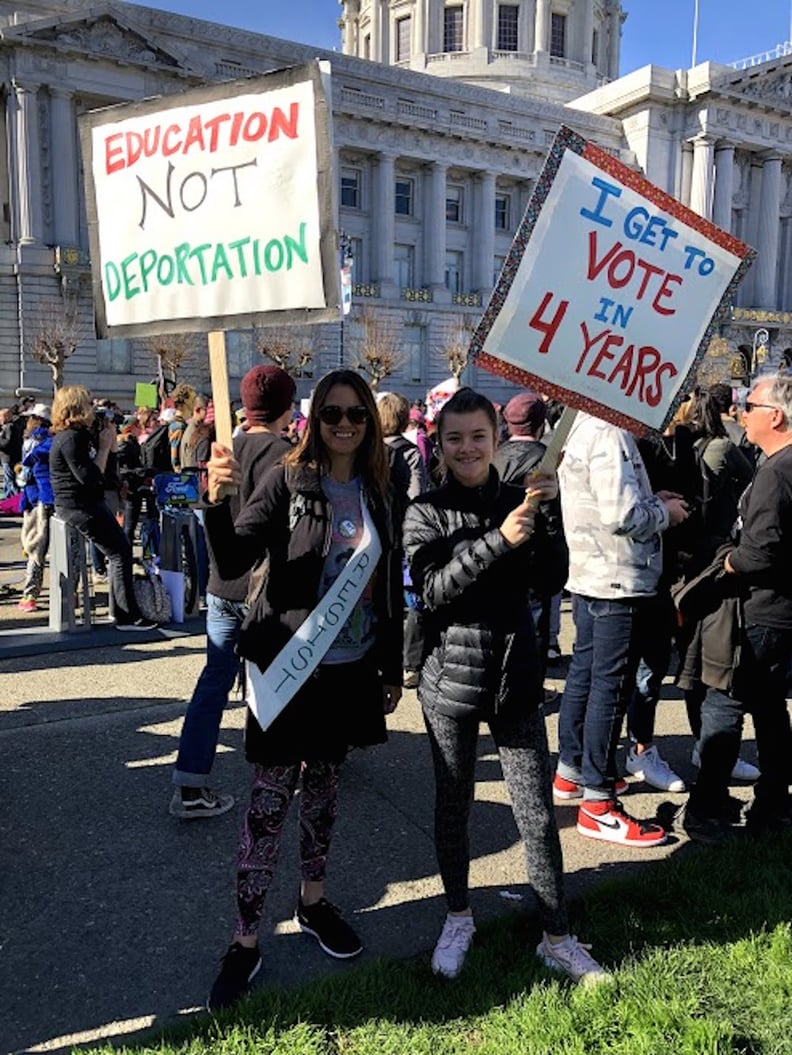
[3,363,791,1013]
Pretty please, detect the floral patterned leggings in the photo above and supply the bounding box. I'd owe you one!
[236,760,342,936]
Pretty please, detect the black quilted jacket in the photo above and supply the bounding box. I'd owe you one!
[403,467,547,719]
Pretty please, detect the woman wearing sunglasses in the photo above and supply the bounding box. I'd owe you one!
[403,388,608,986]
[202,369,403,1010]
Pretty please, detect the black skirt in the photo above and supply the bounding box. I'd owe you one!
[244,648,387,765]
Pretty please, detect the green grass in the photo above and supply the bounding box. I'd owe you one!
[92,835,792,1055]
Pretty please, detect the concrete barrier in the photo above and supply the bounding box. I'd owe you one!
[48,516,92,632]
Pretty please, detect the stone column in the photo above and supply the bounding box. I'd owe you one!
[712,143,735,232]
[12,81,43,244]
[374,152,396,295]
[50,88,80,246]
[474,171,496,295]
[582,0,595,65]
[413,0,426,57]
[474,0,487,49]
[370,0,381,62]
[755,153,783,309]
[424,160,448,300]
[607,2,621,78]
[534,0,550,53]
[689,134,715,219]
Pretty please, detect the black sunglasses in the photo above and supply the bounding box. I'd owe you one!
[318,404,369,426]
[744,401,778,414]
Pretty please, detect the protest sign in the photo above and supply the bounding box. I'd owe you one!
[79,61,339,339]
[470,126,755,434]
[134,382,158,408]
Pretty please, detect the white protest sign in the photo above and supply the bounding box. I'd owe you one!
[471,126,755,433]
[80,62,339,338]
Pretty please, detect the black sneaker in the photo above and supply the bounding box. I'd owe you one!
[682,806,742,846]
[169,788,234,819]
[115,617,158,631]
[207,942,261,1012]
[295,897,363,959]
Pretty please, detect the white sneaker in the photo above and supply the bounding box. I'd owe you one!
[692,747,760,782]
[536,934,612,986]
[431,914,476,979]
[626,745,686,792]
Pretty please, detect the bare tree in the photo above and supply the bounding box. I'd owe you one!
[145,332,198,392]
[435,315,477,381]
[348,310,405,390]
[257,327,316,378]
[28,298,79,393]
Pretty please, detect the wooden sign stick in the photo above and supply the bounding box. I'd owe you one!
[208,329,238,497]
[524,405,578,502]
[536,406,578,474]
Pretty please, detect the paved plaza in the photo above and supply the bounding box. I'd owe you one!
[0,511,760,1055]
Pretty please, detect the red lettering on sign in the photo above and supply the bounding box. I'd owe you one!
[528,292,569,354]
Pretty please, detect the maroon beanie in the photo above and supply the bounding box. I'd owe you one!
[239,365,296,427]
[504,391,546,437]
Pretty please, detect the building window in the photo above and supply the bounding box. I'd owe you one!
[394,244,415,289]
[396,16,411,61]
[340,167,361,209]
[446,185,463,224]
[96,338,131,374]
[445,250,463,293]
[497,5,519,51]
[591,28,599,65]
[395,177,414,216]
[404,323,426,382]
[444,6,464,53]
[550,13,566,58]
[493,255,506,285]
[495,194,510,230]
[225,331,255,379]
[363,34,371,59]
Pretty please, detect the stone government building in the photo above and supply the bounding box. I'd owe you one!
[1,0,791,403]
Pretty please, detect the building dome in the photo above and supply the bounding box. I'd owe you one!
[338,0,625,105]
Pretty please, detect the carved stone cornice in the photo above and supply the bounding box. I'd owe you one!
[1,10,201,77]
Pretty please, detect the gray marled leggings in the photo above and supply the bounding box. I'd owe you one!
[423,703,569,935]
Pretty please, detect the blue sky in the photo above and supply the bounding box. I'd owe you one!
[138,1,792,76]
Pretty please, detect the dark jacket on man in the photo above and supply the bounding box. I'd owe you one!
[728,444,792,630]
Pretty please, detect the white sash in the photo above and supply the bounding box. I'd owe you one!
[246,496,382,731]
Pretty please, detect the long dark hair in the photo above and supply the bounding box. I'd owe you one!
[688,386,727,439]
[285,369,389,500]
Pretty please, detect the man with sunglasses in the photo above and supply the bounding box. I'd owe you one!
[684,373,792,841]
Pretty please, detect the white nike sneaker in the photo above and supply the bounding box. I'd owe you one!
[431,914,476,979]
[692,747,760,782]
[626,745,686,792]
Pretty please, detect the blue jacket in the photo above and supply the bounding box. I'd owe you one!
[22,427,54,507]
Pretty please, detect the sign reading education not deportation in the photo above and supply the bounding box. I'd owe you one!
[470,126,755,434]
[79,62,339,338]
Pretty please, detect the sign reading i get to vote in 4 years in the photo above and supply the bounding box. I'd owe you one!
[470,126,756,434]
[79,62,339,338]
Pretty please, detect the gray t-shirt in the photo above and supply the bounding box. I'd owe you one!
[320,476,375,664]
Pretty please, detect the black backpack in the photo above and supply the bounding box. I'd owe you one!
[140,423,172,473]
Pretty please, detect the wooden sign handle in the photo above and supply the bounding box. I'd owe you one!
[525,406,577,503]
[208,330,238,497]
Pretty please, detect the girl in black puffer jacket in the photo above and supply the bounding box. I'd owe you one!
[403,388,607,986]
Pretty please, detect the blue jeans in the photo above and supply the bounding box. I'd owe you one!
[173,593,247,787]
[689,623,792,821]
[558,594,647,801]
